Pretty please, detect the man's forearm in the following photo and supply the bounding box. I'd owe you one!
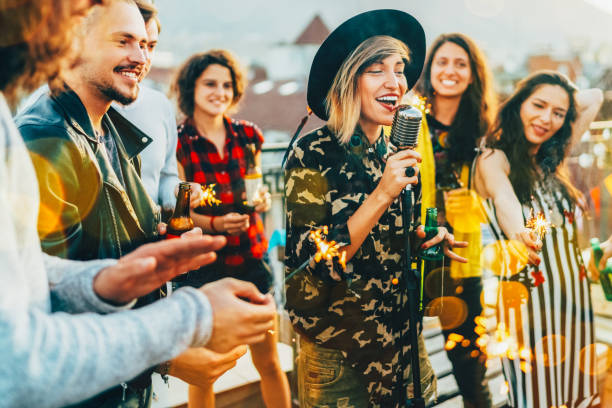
[1,287,212,408]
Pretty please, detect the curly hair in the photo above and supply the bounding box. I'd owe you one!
[486,70,580,205]
[0,0,103,105]
[172,49,247,118]
[416,33,497,164]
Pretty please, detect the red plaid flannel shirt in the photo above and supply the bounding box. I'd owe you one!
[176,116,267,267]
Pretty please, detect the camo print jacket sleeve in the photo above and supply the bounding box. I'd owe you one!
[284,126,433,406]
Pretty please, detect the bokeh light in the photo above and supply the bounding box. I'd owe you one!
[604,173,612,196]
[536,335,567,367]
[498,281,529,310]
[424,266,454,299]
[579,343,612,376]
[426,296,468,330]
[28,151,66,238]
[481,239,529,277]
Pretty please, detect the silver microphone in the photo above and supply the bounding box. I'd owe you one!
[388,105,422,190]
[389,104,422,152]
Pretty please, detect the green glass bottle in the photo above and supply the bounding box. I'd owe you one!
[421,207,443,261]
[590,238,612,301]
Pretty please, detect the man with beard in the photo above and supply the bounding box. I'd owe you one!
[113,1,251,399]
[15,1,271,407]
[1,1,276,408]
[114,2,202,217]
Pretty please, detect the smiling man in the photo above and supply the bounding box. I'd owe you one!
[15,0,173,406]
[113,1,202,217]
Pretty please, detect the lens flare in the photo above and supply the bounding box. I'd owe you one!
[536,335,567,367]
[579,343,612,375]
[426,296,468,330]
[498,281,529,309]
[604,174,612,196]
[481,240,529,277]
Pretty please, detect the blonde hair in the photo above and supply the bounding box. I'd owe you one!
[325,35,411,144]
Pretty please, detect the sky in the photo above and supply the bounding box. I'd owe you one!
[585,0,612,15]
[152,0,612,81]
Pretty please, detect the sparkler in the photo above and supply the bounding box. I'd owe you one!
[526,209,549,240]
[199,184,221,207]
[284,226,347,282]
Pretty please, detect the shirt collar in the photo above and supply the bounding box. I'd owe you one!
[183,115,237,140]
[345,125,389,160]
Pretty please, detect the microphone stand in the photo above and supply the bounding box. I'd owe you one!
[399,185,425,408]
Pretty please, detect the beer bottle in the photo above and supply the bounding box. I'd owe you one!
[244,143,263,208]
[167,182,194,239]
[591,238,612,301]
[421,207,443,261]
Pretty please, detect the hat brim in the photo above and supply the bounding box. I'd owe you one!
[307,9,426,121]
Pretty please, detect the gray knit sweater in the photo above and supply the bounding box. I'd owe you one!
[0,93,213,408]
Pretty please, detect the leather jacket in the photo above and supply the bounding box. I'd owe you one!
[16,89,160,261]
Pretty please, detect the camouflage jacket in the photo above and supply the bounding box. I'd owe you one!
[284,126,436,407]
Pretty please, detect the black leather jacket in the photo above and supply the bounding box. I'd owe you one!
[16,89,159,261]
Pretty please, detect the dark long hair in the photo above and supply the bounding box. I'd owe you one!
[416,33,497,164]
[487,70,580,205]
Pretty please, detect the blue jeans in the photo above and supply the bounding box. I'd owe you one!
[298,337,369,408]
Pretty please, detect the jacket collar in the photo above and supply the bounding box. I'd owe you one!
[52,88,152,158]
[107,107,152,159]
[53,89,98,143]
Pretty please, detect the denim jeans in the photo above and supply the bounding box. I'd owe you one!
[298,337,369,408]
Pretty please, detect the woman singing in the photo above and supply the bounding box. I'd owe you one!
[474,71,603,408]
[415,33,497,407]
[172,49,290,408]
[284,10,467,408]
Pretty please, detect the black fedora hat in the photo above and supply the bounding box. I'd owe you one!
[306,9,426,120]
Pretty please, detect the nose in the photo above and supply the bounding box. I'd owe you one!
[129,44,147,66]
[540,108,552,124]
[383,71,400,90]
[213,84,225,96]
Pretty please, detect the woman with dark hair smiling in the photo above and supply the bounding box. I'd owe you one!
[474,71,603,408]
[414,32,497,407]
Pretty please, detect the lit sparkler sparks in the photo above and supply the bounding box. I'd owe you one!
[285,226,347,282]
[310,226,347,269]
[199,184,221,207]
[526,210,549,240]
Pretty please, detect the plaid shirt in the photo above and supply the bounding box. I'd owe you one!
[176,116,267,267]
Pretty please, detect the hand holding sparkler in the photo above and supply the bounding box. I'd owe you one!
[526,210,549,241]
[520,210,547,265]
[285,226,347,283]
